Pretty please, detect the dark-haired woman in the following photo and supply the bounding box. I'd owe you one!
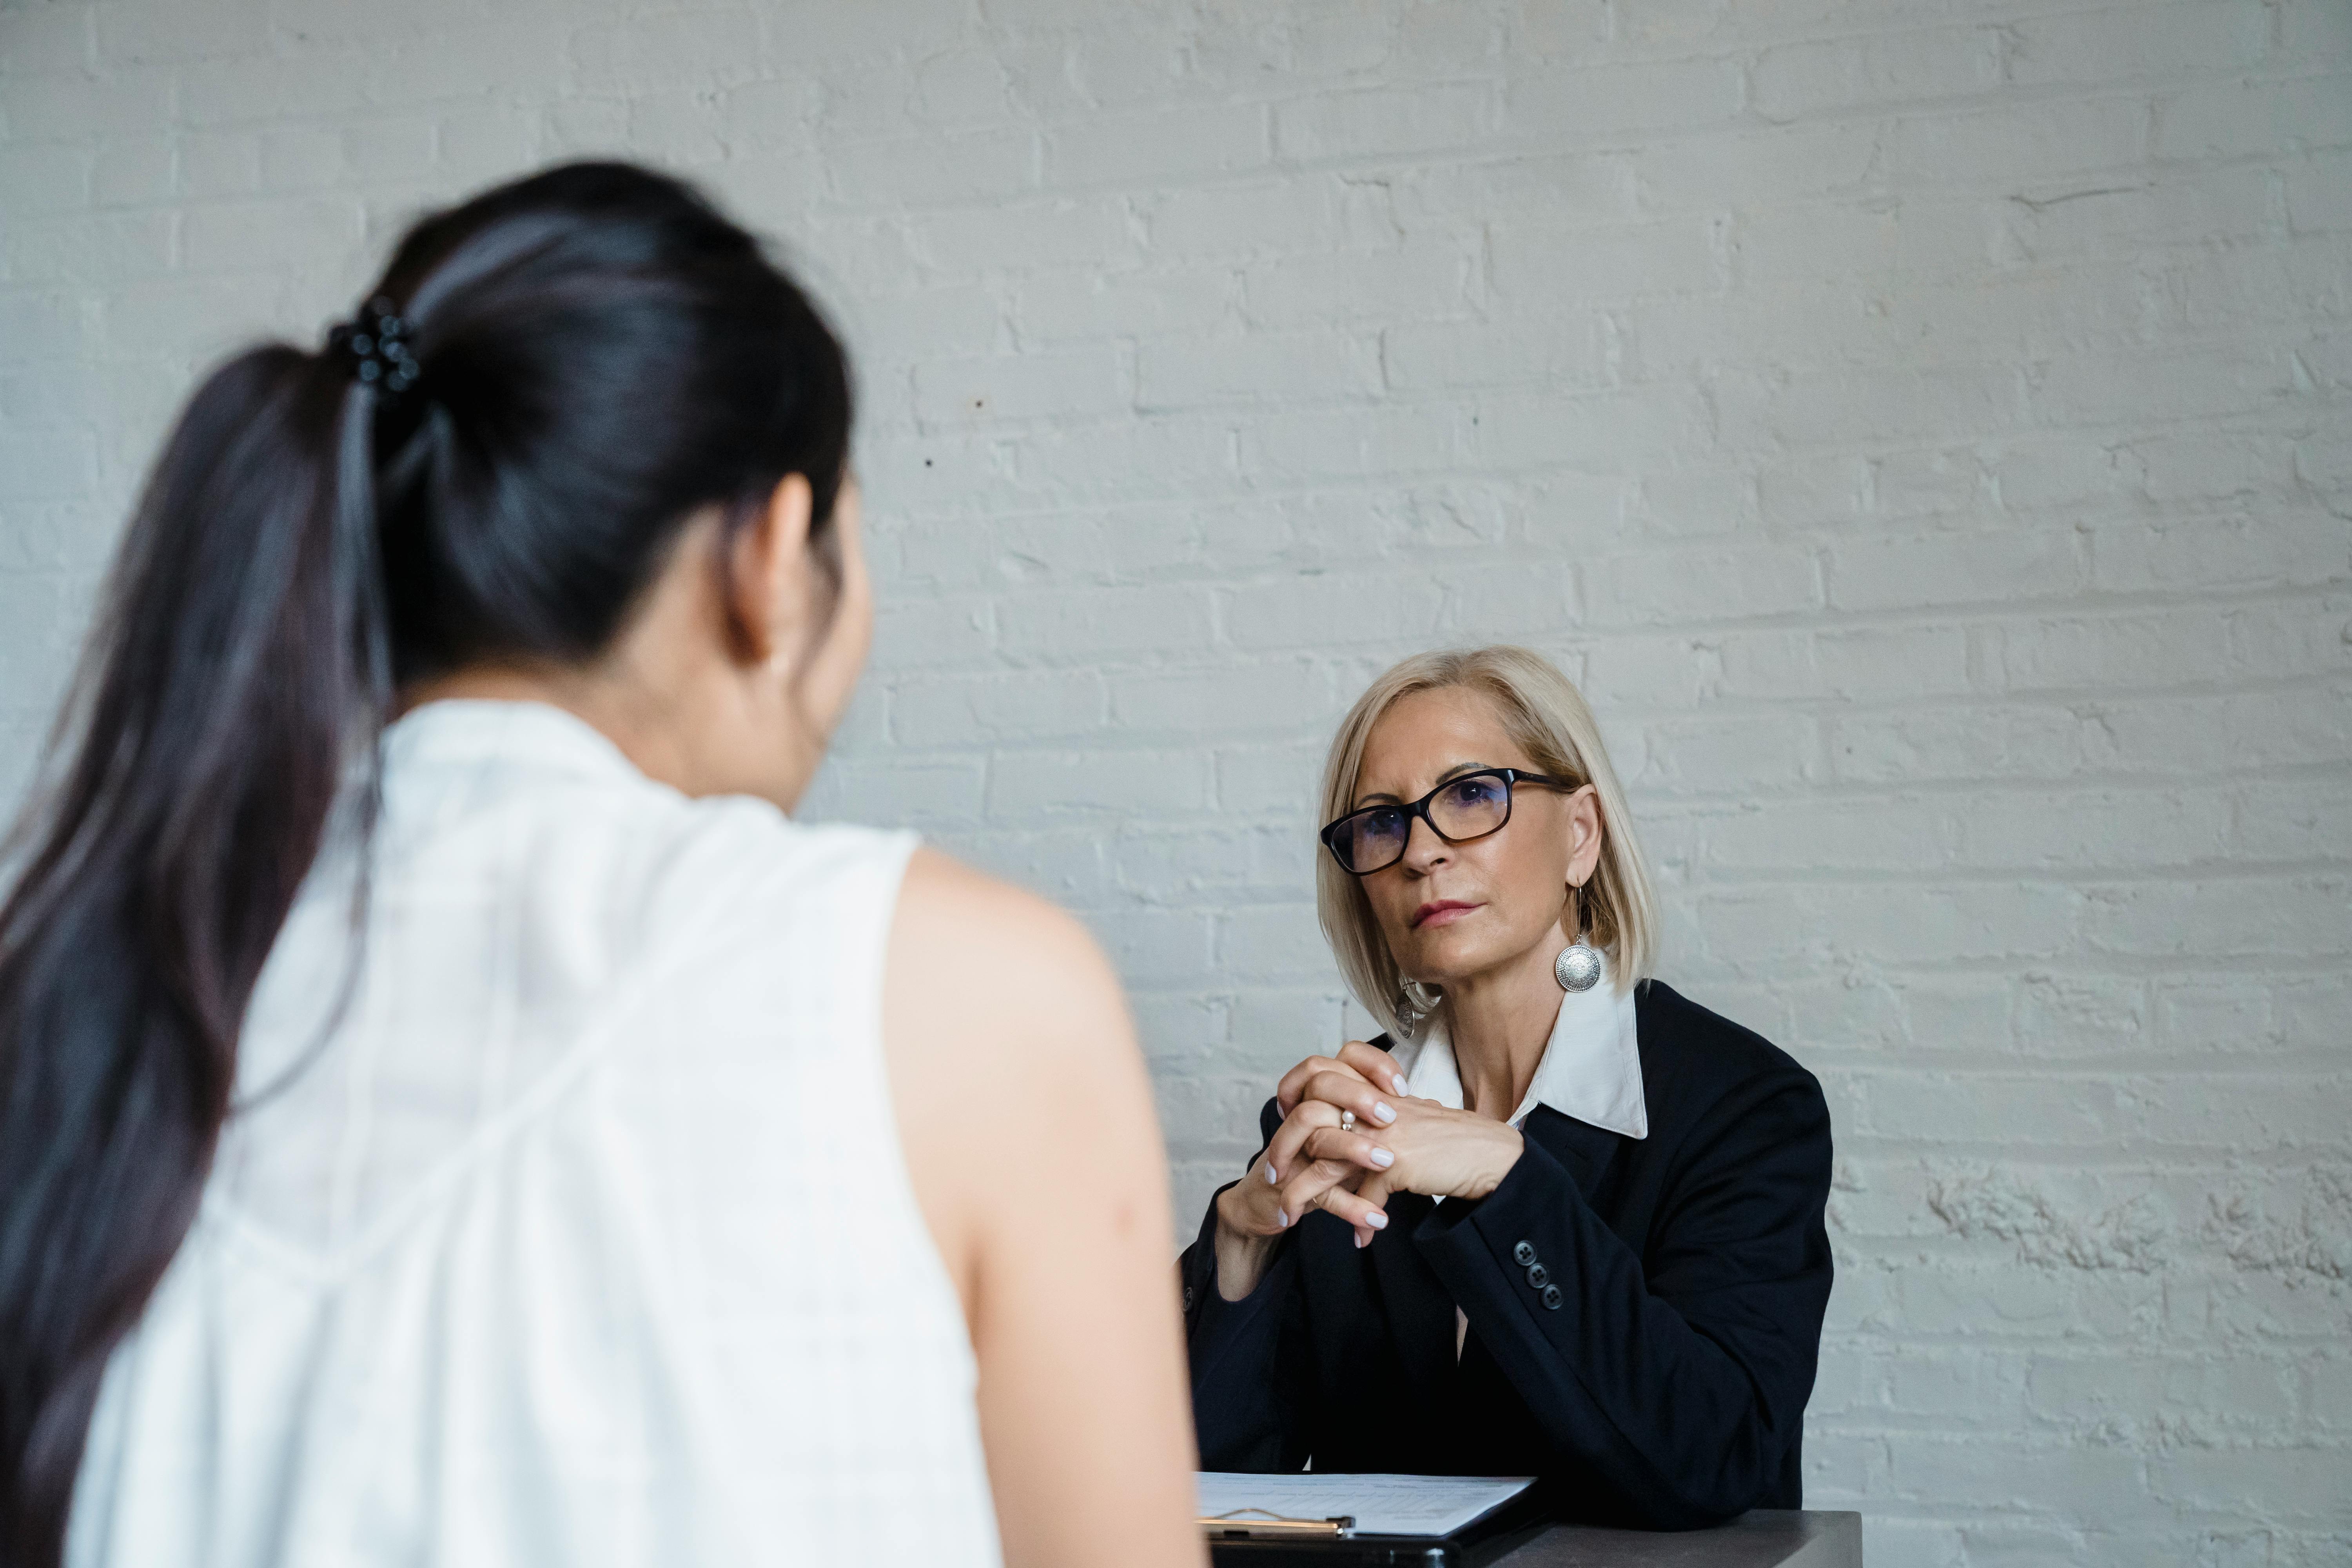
[0,164,1202,1568]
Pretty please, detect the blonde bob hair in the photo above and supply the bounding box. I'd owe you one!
[1316,646,1658,1037]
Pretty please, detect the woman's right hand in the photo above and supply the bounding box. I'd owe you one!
[1211,1041,1412,1296]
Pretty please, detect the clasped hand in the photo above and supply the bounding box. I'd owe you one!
[1216,1040,1524,1251]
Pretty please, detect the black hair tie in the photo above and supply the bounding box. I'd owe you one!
[327,296,423,398]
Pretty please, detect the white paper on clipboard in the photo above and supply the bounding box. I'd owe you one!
[1195,1472,1535,1537]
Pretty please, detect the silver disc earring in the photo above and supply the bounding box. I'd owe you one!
[1555,939,1602,993]
[1399,978,1443,1018]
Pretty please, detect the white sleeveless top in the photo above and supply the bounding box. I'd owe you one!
[69,701,1002,1568]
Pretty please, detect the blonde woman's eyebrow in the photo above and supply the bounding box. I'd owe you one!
[1351,761,1502,809]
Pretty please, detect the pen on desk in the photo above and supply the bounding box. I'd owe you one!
[1198,1507,1357,1539]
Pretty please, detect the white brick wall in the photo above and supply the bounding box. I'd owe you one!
[3,0,2347,1560]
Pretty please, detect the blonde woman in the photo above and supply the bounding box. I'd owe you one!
[1177,648,1832,1529]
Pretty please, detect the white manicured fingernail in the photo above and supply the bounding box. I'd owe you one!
[1264,1163,1278,1184]
[1372,1102,1396,1125]
[1367,1211,1388,1229]
[1355,1232,1368,1249]
[1370,1148,1395,1169]
[1393,1075,1409,1094]
[1277,1209,1289,1228]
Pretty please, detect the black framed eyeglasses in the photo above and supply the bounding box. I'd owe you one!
[1318,768,1577,876]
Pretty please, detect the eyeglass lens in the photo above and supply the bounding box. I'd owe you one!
[1334,773,1514,872]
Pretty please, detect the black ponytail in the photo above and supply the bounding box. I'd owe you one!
[0,162,851,1565]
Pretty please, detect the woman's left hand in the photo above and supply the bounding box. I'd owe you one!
[1292,1084,1525,1244]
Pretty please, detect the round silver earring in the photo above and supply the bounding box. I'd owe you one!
[1399,977,1443,1018]
[1555,884,1602,993]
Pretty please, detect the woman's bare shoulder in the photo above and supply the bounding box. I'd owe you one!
[894,847,1107,976]
[881,848,1158,1308]
[888,846,1129,1067]
[884,848,1144,1121]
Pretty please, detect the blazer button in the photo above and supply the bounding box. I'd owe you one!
[1183,1286,1195,1313]
[1542,1283,1564,1311]
[1512,1241,1537,1267]
[1525,1263,1549,1290]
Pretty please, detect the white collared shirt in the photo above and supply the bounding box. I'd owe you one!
[1388,950,1645,1359]
[1394,951,1647,1141]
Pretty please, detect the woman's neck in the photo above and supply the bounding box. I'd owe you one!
[1440,936,1566,1121]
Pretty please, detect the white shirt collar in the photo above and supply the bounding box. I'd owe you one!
[1394,952,1647,1141]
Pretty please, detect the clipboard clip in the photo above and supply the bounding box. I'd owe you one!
[1198,1507,1357,1540]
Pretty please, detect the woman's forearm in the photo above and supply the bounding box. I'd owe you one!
[1418,1088,1834,1525]
[1211,1184,1284,1300]
[1183,1165,1309,1474]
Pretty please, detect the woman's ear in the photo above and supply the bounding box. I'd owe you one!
[726,474,817,669]
[1563,783,1604,886]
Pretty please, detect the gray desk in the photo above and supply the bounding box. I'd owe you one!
[1495,1511,1860,1567]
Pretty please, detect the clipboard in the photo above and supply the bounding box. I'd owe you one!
[1198,1478,1549,1567]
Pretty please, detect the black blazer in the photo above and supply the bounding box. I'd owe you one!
[1178,980,1833,1530]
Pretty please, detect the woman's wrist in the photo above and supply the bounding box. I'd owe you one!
[1459,1122,1525,1202]
[1214,1176,1281,1244]
[1212,1181,1283,1301]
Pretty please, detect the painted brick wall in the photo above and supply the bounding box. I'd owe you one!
[3,0,2348,1560]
